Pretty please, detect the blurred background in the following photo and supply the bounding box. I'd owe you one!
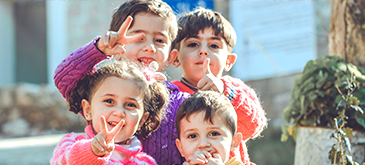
[0,0,333,164]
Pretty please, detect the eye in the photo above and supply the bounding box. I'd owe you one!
[209,131,221,137]
[187,134,197,139]
[126,102,137,108]
[104,99,114,105]
[210,43,220,49]
[187,42,198,47]
[156,39,165,44]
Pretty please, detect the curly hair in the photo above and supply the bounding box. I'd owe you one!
[68,59,169,137]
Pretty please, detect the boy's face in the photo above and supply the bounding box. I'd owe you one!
[175,28,236,86]
[124,12,174,71]
[176,111,241,163]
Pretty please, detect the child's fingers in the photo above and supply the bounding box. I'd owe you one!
[109,119,125,140]
[203,151,212,159]
[103,31,110,46]
[211,153,221,159]
[197,76,209,90]
[108,31,118,48]
[92,134,108,156]
[202,58,212,75]
[92,136,105,152]
[117,16,145,45]
[117,16,133,38]
[99,116,108,137]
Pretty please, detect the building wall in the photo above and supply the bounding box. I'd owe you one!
[0,1,15,86]
[15,1,47,84]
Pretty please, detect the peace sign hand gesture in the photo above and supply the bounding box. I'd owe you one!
[91,116,125,157]
[197,58,224,93]
[97,16,145,57]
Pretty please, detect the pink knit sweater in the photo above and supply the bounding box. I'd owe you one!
[50,125,156,165]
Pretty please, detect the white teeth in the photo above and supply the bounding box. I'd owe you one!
[108,122,117,127]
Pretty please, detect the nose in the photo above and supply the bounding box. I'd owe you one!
[198,137,211,149]
[143,40,156,53]
[113,107,126,118]
[198,46,208,56]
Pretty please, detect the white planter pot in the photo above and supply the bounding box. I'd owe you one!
[294,126,365,165]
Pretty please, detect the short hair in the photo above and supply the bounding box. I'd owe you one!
[109,0,178,42]
[68,59,169,137]
[175,91,237,139]
[173,7,236,53]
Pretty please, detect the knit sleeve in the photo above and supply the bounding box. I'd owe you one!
[221,76,267,140]
[53,36,107,100]
[128,152,158,165]
[138,81,190,165]
[50,133,111,165]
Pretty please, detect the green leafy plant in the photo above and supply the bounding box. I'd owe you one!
[281,55,365,142]
[328,75,362,165]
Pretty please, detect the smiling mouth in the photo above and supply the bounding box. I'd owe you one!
[138,58,154,65]
[108,121,124,128]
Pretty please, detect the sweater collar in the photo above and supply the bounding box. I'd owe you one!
[180,77,199,93]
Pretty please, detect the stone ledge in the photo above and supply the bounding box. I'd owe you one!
[0,133,75,165]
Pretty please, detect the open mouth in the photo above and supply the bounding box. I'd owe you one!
[108,121,124,128]
[138,58,154,66]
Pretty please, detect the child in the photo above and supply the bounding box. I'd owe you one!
[50,59,169,164]
[175,91,245,165]
[171,8,267,163]
[54,0,265,164]
[54,0,190,164]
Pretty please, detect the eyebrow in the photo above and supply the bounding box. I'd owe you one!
[185,36,224,42]
[103,94,139,102]
[130,29,169,39]
[182,128,197,134]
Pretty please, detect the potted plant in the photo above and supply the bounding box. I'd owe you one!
[281,55,365,165]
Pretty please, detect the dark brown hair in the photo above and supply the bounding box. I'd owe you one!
[68,59,169,137]
[175,91,237,139]
[173,7,236,53]
[109,0,178,42]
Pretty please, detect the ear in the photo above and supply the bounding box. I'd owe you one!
[175,138,185,157]
[230,132,243,151]
[170,49,180,68]
[139,112,150,128]
[224,53,237,72]
[82,99,92,121]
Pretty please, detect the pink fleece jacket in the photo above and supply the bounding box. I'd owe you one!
[50,125,156,165]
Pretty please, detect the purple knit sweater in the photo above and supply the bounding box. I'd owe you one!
[54,37,190,165]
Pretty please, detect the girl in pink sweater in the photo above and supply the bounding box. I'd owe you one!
[50,59,169,165]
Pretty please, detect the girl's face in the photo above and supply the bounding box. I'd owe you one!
[176,111,241,163]
[123,12,175,71]
[82,76,149,142]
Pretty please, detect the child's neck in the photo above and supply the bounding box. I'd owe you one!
[116,135,135,145]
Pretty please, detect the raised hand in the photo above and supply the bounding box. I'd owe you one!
[197,58,224,93]
[91,116,125,157]
[206,153,224,165]
[97,16,145,57]
[184,150,211,165]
